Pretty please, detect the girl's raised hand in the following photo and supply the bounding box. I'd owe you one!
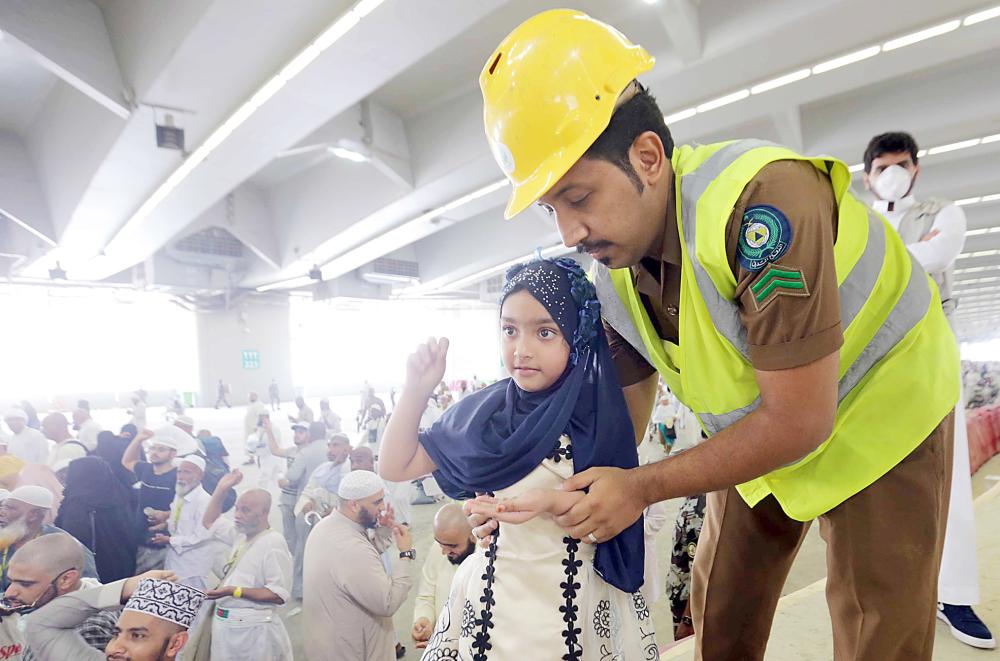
[405,337,450,396]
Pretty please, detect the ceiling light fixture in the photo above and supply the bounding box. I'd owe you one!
[964,5,1000,25]
[662,7,990,126]
[696,89,750,113]
[328,146,369,163]
[882,20,961,51]
[928,138,982,155]
[256,275,316,292]
[750,69,812,95]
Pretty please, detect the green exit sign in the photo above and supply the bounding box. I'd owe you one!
[242,350,260,369]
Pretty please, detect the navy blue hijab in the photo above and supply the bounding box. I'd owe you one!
[418,257,644,594]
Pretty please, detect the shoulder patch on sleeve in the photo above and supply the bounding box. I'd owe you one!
[750,264,810,311]
[737,204,793,272]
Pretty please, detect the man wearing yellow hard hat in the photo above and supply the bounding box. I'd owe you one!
[479,9,959,660]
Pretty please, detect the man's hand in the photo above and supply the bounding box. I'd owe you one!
[217,469,243,492]
[146,510,169,524]
[377,503,396,529]
[405,338,450,398]
[555,467,646,543]
[137,428,154,442]
[205,586,236,600]
[301,501,315,514]
[464,496,498,548]
[920,228,941,242]
[122,570,177,601]
[393,524,413,553]
[412,617,432,644]
[278,478,289,489]
[149,533,171,546]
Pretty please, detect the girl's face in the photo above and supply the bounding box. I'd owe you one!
[500,290,571,392]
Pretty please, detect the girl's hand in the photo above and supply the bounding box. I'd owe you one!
[405,338,450,397]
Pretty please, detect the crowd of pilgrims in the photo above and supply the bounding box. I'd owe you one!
[0,261,705,661]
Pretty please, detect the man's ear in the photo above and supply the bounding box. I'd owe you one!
[630,131,668,188]
[57,568,81,594]
[167,630,189,657]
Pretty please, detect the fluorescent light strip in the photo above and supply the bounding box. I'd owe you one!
[662,7,988,125]
[983,134,1000,144]
[750,69,811,94]
[956,265,1000,274]
[966,226,1000,236]
[964,5,1000,25]
[956,197,983,206]
[256,276,316,292]
[255,179,510,291]
[696,89,749,113]
[812,45,881,74]
[956,276,1000,286]
[664,108,697,124]
[959,249,1000,260]
[848,163,865,173]
[882,20,961,51]
[441,244,571,293]
[928,138,982,155]
[103,0,385,259]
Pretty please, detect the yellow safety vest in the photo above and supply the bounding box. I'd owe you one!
[594,139,958,520]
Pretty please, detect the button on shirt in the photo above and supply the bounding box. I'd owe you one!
[609,160,843,384]
[166,485,228,587]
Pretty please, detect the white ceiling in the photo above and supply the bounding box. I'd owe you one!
[0,0,998,340]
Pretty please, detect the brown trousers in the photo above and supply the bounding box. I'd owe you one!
[691,415,953,660]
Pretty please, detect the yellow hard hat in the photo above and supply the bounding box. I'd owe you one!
[480,9,654,219]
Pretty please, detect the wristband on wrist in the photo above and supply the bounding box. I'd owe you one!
[233,586,243,599]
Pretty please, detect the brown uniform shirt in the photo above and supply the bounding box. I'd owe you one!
[609,160,844,387]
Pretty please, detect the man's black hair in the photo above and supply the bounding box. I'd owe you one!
[863,132,919,173]
[583,85,674,193]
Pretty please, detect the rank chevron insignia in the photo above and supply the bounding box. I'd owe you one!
[750,264,809,311]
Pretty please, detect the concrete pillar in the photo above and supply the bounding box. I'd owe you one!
[195,298,294,407]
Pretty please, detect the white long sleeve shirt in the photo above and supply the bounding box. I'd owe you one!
[9,428,51,465]
[166,484,229,587]
[873,195,967,275]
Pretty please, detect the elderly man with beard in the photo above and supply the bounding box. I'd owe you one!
[1,533,113,660]
[296,434,353,520]
[0,486,97,590]
[200,469,293,660]
[411,503,475,648]
[151,457,227,591]
[303,470,413,661]
[24,572,203,661]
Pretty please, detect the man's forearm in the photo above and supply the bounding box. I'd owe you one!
[633,404,828,504]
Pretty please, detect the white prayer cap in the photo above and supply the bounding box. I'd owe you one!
[174,454,205,472]
[3,409,27,421]
[8,485,54,509]
[148,436,178,450]
[175,415,195,427]
[124,579,205,629]
[338,469,383,501]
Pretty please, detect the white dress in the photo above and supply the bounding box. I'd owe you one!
[421,436,659,661]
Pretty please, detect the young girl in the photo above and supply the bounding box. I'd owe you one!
[380,257,657,660]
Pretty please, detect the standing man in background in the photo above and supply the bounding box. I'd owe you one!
[202,470,294,660]
[864,131,993,650]
[269,379,281,411]
[3,409,49,465]
[123,433,178,572]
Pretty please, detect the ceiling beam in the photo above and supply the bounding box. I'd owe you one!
[0,0,130,118]
[654,0,702,64]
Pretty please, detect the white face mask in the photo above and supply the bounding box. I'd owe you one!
[872,164,913,202]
